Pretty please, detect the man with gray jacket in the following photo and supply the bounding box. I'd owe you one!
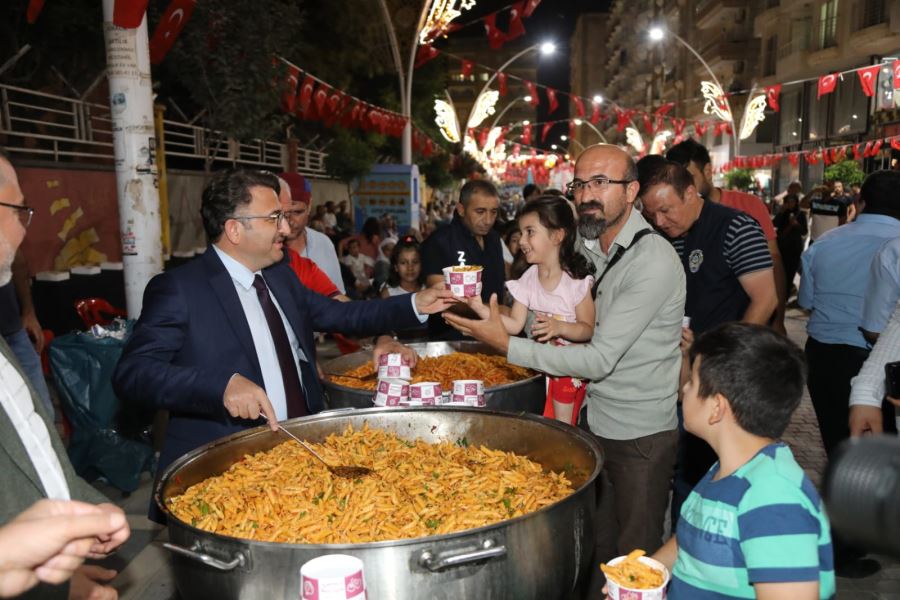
[446,145,685,572]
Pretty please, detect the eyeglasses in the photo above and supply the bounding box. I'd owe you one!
[232,211,285,228]
[282,209,307,217]
[0,201,34,228]
[566,176,635,195]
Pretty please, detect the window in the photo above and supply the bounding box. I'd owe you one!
[806,81,828,141]
[830,71,869,136]
[779,18,811,58]
[817,0,839,49]
[857,0,887,29]
[874,62,898,111]
[778,89,802,145]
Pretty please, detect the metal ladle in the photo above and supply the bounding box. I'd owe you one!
[260,415,373,479]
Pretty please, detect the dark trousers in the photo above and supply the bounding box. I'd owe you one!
[578,428,678,598]
[805,337,869,458]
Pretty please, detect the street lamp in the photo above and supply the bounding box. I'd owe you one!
[489,94,533,131]
[573,118,609,144]
[648,24,740,156]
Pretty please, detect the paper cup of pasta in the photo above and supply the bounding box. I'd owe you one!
[376,353,412,380]
[404,382,442,406]
[451,379,486,407]
[300,554,367,600]
[602,550,669,600]
[442,265,484,297]
[373,379,409,407]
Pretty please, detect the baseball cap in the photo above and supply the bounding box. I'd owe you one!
[279,172,312,204]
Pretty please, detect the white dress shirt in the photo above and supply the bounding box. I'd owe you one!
[214,246,308,420]
[850,300,900,409]
[303,227,346,294]
[0,352,70,499]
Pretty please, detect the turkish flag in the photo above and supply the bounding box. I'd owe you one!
[765,84,782,112]
[461,59,474,79]
[484,14,506,50]
[853,143,864,160]
[643,113,654,135]
[866,139,883,157]
[694,121,709,137]
[498,72,508,96]
[654,102,675,117]
[714,121,730,137]
[541,122,553,143]
[546,87,558,114]
[507,1,527,41]
[149,0,195,64]
[804,149,819,165]
[297,75,315,114]
[280,64,300,113]
[857,65,881,97]
[479,128,489,148]
[787,153,800,167]
[309,84,329,121]
[615,107,635,132]
[817,73,838,99]
[113,0,150,28]
[414,45,439,68]
[521,123,532,145]
[569,120,576,142]
[893,60,900,91]
[671,117,686,136]
[523,0,542,17]
[891,137,900,151]
[497,126,507,147]
[822,148,832,166]
[590,101,602,124]
[524,81,539,106]
[572,95,585,118]
[26,0,45,24]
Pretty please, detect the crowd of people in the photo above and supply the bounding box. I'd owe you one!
[0,138,896,599]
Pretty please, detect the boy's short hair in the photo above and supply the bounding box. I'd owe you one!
[689,323,806,438]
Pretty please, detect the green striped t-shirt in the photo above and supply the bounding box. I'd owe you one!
[669,443,835,599]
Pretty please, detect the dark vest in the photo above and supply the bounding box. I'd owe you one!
[679,201,749,335]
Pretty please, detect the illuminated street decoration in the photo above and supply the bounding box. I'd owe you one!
[739,94,768,141]
[649,130,672,155]
[625,127,645,154]
[434,98,460,143]
[420,0,478,45]
[467,90,500,128]
[701,81,732,122]
[484,126,502,151]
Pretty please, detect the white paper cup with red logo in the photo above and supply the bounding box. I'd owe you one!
[682,316,691,329]
[450,380,486,407]
[376,353,412,380]
[604,555,670,600]
[443,266,484,297]
[373,379,409,407]
[404,382,442,406]
[300,554,366,600]
[450,393,486,407]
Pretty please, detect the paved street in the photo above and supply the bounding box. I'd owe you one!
[84,309,899,599]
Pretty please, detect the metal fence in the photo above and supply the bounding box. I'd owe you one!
[0,83,327,175]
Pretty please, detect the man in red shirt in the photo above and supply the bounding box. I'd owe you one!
[667,140,787,334]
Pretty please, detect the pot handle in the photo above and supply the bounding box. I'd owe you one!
[163,541,246,571]
[418,539,507,572]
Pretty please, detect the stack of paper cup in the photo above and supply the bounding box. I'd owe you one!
[300,554,367,600]
[604,555,670,600]
[449,380,486,407]
[373,379,409,407]
[442,265,484,298]
[376,353,412,380]
[402,382,442,406]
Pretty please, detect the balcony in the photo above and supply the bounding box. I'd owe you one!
[698,34,761,66]
[694,0,746,30]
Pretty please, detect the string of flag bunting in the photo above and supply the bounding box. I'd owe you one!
[720,135,900,173]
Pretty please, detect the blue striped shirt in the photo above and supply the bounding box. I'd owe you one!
[669,443,835,599]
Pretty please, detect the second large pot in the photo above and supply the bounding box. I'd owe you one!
[322,341,547,414]
[157,407,602,600]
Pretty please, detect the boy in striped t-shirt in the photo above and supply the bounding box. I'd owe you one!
[650,323,835,599]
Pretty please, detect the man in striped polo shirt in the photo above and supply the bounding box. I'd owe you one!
[637,157,778,525]
[651,323,835,599]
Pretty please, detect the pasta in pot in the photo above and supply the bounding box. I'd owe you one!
[330,352,534,391]
[167,424,573,544]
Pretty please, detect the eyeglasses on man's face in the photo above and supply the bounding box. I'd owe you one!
[231,210,285,228]
[0,201,34,228]
[566,175,635,196]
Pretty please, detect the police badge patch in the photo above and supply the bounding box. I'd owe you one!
[688,249,704,273]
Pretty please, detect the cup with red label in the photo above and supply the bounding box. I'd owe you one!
[442,265,484,298]
[450,379,486,407]
[300,554,367,600]
[403,382,442,406]
[376,353,412,380]
[373,379,409,407]
[604,555,670,600]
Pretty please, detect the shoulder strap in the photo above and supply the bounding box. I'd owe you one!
[591,228,658,298]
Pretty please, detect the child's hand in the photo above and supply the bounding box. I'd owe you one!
[680,327,694,355]
[463,295,490,320]
[531,314,561,343]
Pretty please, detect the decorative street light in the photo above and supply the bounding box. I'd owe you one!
[573,118,609,144]
[488,94,532,131]
[648,24,741,156]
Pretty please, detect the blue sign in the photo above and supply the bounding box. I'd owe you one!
[353,164,420,234]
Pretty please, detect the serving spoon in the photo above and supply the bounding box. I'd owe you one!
[260,415,373,479]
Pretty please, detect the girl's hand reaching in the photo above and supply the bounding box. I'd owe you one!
[463,294,491,320]
[531,314,562,343]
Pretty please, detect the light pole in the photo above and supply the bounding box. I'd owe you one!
[464,41,556,134]
[560,134,585,152]
[572,118,609,144]
[488,95,532,131]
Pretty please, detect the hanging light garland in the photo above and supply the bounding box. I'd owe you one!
[738,94,768,141]
[434,98,461,143]
[467,89,500,128]
[420,0,479,45]
[625,127,645,154]
[700,81,732,122]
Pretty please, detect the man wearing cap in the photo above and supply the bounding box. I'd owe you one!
[280,173,346,295]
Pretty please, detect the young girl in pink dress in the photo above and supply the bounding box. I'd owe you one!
[470,195,595,424]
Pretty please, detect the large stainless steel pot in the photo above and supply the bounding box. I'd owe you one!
[157,407,602,600]
[322,341,546,414]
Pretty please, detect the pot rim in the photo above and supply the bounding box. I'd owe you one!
[156,407,603,550]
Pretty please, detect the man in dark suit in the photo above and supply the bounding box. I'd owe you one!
[113,169,453,519]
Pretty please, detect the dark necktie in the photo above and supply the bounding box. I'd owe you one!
[252,274,307,418]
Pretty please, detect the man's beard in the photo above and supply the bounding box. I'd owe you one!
[577,201,623,240]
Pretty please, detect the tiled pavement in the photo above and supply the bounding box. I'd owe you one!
[77,311,898,598]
